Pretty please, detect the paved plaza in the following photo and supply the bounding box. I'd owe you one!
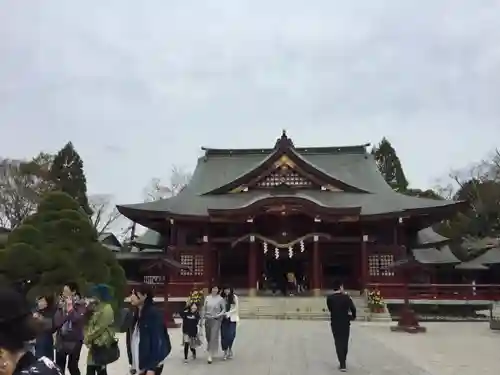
[80,320,499,375]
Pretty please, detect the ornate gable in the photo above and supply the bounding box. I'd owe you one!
[256,166,313,188]
[231,154,343,192]
[205,131,366,195]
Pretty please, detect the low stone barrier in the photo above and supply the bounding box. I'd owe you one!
[490,302,500,330]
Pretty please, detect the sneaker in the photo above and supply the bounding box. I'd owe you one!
[228,349,233,359]
[339,366,347,372]
[223,351,228,360]
[207,356,212,364]
[184,359,188,364]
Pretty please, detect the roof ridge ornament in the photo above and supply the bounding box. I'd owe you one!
[275,129,294,149]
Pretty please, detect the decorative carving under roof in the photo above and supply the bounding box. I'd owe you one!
[275,129,294,149]
[232,153,341,192]
[256,166,313,188]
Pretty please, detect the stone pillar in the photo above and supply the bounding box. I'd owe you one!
[312,236,321,296]
[360,234,368,293]
[248,236,257,296]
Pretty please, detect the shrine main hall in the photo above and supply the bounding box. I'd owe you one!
[117,131,463,297]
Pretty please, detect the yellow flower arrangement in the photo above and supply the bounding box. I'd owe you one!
[187,289,204,307]
[367,289,385,309]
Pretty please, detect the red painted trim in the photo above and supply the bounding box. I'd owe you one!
[208,196,361,217]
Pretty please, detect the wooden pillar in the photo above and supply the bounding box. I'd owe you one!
[248,236,257,296]
[312,236,321,296]
[163,218,179,327]
[203,234,211,294]
[163,272,179,328]
[360,234,368,293]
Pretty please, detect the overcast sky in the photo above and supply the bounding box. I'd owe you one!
[1,0,499,206]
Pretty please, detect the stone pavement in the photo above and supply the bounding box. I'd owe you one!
[361,321,499,375]
[77,321,498,375]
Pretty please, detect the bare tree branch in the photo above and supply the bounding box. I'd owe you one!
[89,194,123,236]
[143,165,192,202]
[118,165,193,243]
[0,156,53,229]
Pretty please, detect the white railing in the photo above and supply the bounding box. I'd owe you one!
[144,275,165,285]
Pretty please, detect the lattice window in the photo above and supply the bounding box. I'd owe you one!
[179,254,204,277]
[368,255,380,276]
[194,255,204,276]
[180,254,193,276]
[368,254,395,277]
[379,254,395,276]
[257,168,313,188]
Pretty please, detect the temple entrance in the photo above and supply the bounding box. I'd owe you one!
[321,248,359,290]
[260,252,308,296]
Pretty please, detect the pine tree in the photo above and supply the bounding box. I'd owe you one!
[371,138,409,192]
[0,191,126,301]
[50,142,92,215]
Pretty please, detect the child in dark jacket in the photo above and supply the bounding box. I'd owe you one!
[180,303,201,363]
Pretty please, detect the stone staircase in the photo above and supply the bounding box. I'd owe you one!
[239,294,376,321]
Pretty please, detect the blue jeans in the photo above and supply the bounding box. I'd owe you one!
[220,320,237,351]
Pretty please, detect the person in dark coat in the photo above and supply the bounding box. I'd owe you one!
[0,286,63,375]
[326,280,356,372]
[34,295,56,360]
[126,284,171,375]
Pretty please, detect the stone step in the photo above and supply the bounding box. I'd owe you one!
[238,296,372,321]
[239,312,371,321]
[239,297,367,312]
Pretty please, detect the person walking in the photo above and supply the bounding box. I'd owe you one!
[202,286,225,364]
[326,280,356,372]
[33,295,56,360]
[0,286,63,375]
[126,284,171,375]
[83,284,117,375]
[54,282,86,375]
[180,303,201,363]
[220,286,239,360]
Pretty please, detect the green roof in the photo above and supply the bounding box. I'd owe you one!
[117,135,464,223]
[192,146,389,195]
[132,229,163,249]
[455,258,489,270]
[466,247,500,265]
[413,227,451,248]
[120,189,459,218]
[411,245,459,264]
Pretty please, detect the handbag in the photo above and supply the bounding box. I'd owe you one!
[90,339,120,366]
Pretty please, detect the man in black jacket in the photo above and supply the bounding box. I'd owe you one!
[326,280,356,372]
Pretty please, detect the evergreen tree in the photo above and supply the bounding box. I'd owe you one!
[0,191,126,302]
[50,142,92,215]
[371,138,409,192]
